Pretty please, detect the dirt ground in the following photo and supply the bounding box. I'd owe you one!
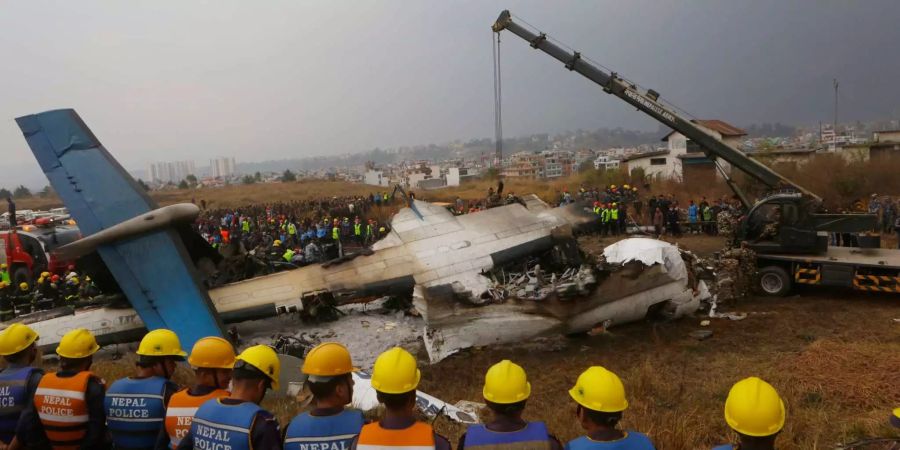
[77,233,900,450]
[417,234,900,450]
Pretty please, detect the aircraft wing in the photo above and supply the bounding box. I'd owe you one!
[15,109,224,347]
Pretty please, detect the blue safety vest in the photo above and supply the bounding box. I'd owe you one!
[190,399,262,450]
[565,432,656,450]
[284,409,364,450]
[104,376,168,449]
[0,366,40,444]
[464,422,552,450]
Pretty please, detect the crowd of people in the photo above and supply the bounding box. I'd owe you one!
[0,264,99,321]
[195,193,399,271]
[6,323,890,450]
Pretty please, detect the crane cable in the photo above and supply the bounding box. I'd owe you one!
[492,30,503,172]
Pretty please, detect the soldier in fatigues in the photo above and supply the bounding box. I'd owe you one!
[717,244,757,301]
[717,210,735,250]
[715,252,740,303]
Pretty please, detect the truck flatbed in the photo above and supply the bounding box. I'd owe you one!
[759,246,900,269]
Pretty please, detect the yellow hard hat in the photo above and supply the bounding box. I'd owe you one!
[235,345,280,389]
[188,336,236,369]
[273,240,282,246]
[610,185,617,189]
[623,184,630,189]
[41,272,50,278]
[136,329,187,358]
[302,342,358,379]
[569,366,628,412]
[483,360,531,404]
[632,187,638,191]
[0,263,6,269]
[724,377,785,437]
[0,323,39,356]
[371,347,420,394]
[56,328,100,359]
[892,408,900,428]
[19,282,28,291]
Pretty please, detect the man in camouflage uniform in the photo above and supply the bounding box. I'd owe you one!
[715,251,739,303]
[717,209,735,249]
[756,206,782,242]
[716,242,757,301]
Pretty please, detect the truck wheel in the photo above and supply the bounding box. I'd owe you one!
[757,266,791,297]
[12,266,31,288]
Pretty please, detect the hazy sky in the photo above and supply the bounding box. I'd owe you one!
[2,0,899,188]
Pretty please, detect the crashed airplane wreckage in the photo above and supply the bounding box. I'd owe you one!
[9,109,709,363]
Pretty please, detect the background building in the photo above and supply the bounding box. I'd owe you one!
[147,160,196,184]
[210,157,236,178]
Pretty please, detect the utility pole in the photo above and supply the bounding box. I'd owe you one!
[832,78,839,149]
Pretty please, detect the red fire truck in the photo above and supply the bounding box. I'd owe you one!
[0,219,81,286]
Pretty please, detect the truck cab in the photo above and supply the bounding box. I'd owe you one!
[0,223,81,286]
[740,193,826,254]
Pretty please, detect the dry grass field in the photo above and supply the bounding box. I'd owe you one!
[69,234,899,450]
[14,167,900,449]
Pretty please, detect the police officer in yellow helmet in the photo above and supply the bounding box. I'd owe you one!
[160,336,236,449]
[177,345,282,450]
[0,323,43,446]
[353,347,451,450]
[567,366,656,449]
[459,360,562,450]
[713,377,785,450]
[283,342,364,450]
[19,328,106,449]
[105,329,186,449]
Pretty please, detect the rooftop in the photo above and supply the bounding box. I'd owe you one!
[662,119,748,141]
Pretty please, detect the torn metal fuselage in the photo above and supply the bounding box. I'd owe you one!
[16,196,706,362]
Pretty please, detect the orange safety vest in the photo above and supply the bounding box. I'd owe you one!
[164,388,229,449]
[34,371,95,450]
[357,421,436,450]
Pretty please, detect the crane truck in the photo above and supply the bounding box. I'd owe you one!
[493,10,900,296]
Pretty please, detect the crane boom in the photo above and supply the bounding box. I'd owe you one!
[492,10,821,207]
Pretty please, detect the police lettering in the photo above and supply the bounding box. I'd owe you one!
[195,423,232,450]
[40,405,74,416]
[299,442,350,450]
[108,407,150,418]
[42,395,72,406]
[0,396,15,407]
[110,397,148,407]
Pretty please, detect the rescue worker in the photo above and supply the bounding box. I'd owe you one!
[0,264,9,285]
[566,366,655,449]
[459,360,560,450]
[365,219,375,246]
[892,408,900,429]
[63,277,80,305]
[177,345,282,450]
[712,377,785,450]
[0,282,14,321]
[0,323,43,446]
[610,204,620,236]
[158,336,235,449]
[352,347,450,450]
[283,343,364,450]
[13,283,32,315]
[353,218,363,245]
[105,329,185,450]
[282,247,296,263]
[600,205,611,236]
[18,328,106,449]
